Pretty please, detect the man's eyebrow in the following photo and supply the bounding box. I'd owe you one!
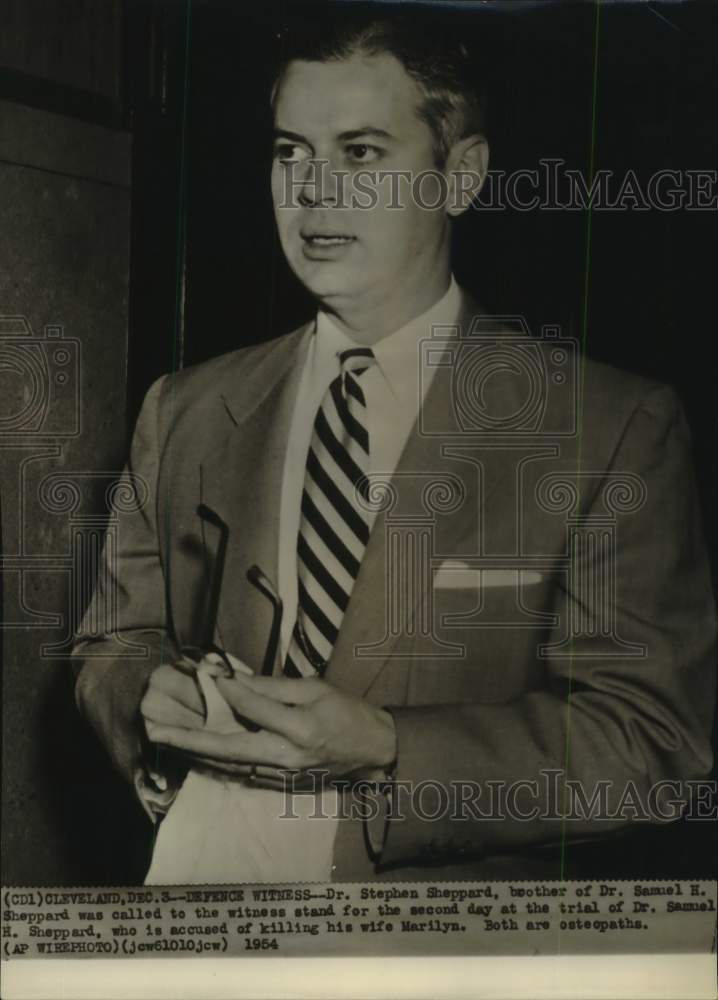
[272,126,396,143]
[337,127,395,142]
[273,128,311,144]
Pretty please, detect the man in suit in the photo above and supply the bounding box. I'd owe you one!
[73,14,716,882]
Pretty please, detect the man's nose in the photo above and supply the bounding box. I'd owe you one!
[296,157,344,208]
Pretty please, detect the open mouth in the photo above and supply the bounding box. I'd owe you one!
[301,233,356,246]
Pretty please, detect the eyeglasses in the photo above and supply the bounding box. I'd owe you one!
[160,506,288,783]
[177,504,283,681]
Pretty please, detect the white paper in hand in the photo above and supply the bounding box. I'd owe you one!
[144,653,338,884]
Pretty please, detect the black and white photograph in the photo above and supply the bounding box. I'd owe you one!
[1,0,717,997]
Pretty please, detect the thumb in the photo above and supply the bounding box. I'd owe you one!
[203,650,254,678]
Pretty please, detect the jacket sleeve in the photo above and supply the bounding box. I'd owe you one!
[379,384,717,867]
[73,376,181,785]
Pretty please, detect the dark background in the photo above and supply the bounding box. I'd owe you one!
[1,0,716,884]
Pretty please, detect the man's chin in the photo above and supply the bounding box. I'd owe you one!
[293,264,365,304]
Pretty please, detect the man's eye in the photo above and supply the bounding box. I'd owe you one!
[273,143,311,164]
[346,144,382,164]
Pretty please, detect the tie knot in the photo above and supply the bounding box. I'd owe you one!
[338,347,375,377]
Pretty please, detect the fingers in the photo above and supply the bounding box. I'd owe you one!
[214,677,311,743]
[141,685,205,729]
[146,662,205,714]
[229,673,325,705]
[146,723,310,770]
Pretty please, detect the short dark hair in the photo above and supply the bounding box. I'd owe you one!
[271,7,488,166]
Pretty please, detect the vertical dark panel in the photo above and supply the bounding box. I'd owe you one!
[0,0,123,104]
[123,0,193,426]
[0,101,147,884]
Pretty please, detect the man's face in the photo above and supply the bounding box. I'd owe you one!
[271,52,451,312]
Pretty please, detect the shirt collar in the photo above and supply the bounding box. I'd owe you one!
[313,276,462,408]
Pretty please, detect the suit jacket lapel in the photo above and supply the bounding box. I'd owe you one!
[199,326,310,670]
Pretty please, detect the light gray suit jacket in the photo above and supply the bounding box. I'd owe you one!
[74,290,716,880]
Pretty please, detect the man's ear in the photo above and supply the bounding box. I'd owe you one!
[445,135,489,217]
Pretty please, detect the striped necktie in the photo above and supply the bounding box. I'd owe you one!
[284,347,376,678]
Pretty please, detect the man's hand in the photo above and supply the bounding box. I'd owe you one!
[144,673,397,781]
[140,661,206,733]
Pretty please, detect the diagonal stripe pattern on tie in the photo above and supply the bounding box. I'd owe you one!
[285,347,376,678]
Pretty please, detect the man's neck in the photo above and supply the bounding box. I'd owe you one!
[318,273,453,346]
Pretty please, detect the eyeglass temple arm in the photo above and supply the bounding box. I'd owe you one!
[247,564,283,676]
[197,503,229,651]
